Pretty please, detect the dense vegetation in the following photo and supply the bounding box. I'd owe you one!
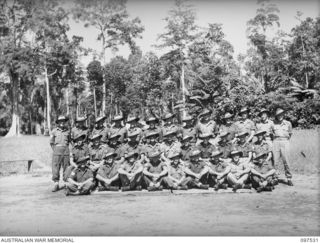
[0,0,319,136]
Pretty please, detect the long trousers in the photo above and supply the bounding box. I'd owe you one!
[273,139,292,179]
[52,146,70,182]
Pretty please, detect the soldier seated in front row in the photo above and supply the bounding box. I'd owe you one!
[250,152,278,193]
[65,156,95,196]
[184,150,210,189]
[165,152,189,190]
[118,152,144,191]
[96,152,121,191]
[227,150,251,192]
[207,151,231,191]
[143,150,170,191]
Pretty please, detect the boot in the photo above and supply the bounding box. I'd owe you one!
[52,183,59,192]
[198,184,209,190]
[178,185,188,190]
[121,186,131,192]
[287,179,294,186]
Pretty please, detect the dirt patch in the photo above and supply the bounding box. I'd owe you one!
[0,174,319,236]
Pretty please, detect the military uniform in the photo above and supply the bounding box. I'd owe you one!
[185,160,209,187]
[64,143,90,181]
[71,126,89,143]
[219,123,238,141]
[234,118,255,135]
[207,157,230,188]
[143,158,171,189]
[118,156,144,190]
[196,142,217,160]
[50,126,71,183]
[160,140,181,159]
[271,114,293,180]
[256,119,274,144]
[89,144,108,164]
[91,126,108,143]
[108,126,127,144]
[66,163,95,195]
[253,140,271,158]
[97,160,121,189]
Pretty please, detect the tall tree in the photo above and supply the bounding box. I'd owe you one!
[73,0,144,115]
[157,0,199,115]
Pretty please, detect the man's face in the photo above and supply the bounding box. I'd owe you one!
[277,114,284,121]
[165,118,173,126]
[226,118,232,125]
[109,138,118,146]
[105,157,114,165]
[129,135,138,143]
[171,158,180,166]
[150,156,160,165]
[191,156,200,163]
[149,122,156,128]
[238,136,247,143]
[114,120,122,127]
[202,137,210,145]
[58,121,66,128]
[76,139,84,147]
[93,139,100,146]
[241,112,248,120]
[261,112,267,121]
[201,115,210,123]
[149,136,157,145]
[182,139,190,147]
[210,156,220,164]
[96,121,103,128]
[128,156,135,164]
[129,121,137,129]
[232,155,240,163]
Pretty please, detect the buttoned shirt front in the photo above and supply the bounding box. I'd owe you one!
[272,119,292,140]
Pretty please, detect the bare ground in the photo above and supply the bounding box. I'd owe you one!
[0,174,319,236]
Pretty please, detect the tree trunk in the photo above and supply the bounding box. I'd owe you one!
[5,71,20,137]
[93,86,97,117]
[180,64,186,119]
[44,66,51,135]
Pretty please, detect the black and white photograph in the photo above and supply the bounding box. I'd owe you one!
[0,0,319,239]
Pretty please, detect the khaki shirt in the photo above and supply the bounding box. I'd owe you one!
[120,161,143,173]
[50,127,71,147]
[89,144,108,162]
[256,119,274,140]
[71,126,89,142]
[253,161,274,174]
[72,144,90,164]
[70,167,94,183]
[108,126,127,143]
[98,162,120,179]
[169,164,186,180]
[160,141,181,158]
[91,126,108,143]
[229,159,249,174]
[196,120,218,136]
[145,160,167,174]
[234,119,255,134]
[272,119,292,140]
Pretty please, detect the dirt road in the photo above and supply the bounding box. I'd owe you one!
[0,174,319,236]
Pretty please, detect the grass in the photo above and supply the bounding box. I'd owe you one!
[0,128,319,175]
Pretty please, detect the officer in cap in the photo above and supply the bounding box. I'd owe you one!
[271,108,293,186]
[50,115,71,192]
[65,155,95,196]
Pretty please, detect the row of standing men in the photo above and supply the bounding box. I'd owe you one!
[49,107,293,195]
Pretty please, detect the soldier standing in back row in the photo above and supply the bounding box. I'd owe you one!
[271,108,293,186]
[50,115,71,192]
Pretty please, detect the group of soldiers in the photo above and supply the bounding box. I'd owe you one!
[50,106,293,196]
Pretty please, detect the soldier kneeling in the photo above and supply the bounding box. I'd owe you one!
[250,152,278,193]
[65,156,95,196]
[96,152,121,191]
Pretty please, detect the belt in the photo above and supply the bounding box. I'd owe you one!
[55,144,68,147]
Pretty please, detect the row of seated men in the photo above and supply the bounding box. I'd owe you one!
[63,128,278,196]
